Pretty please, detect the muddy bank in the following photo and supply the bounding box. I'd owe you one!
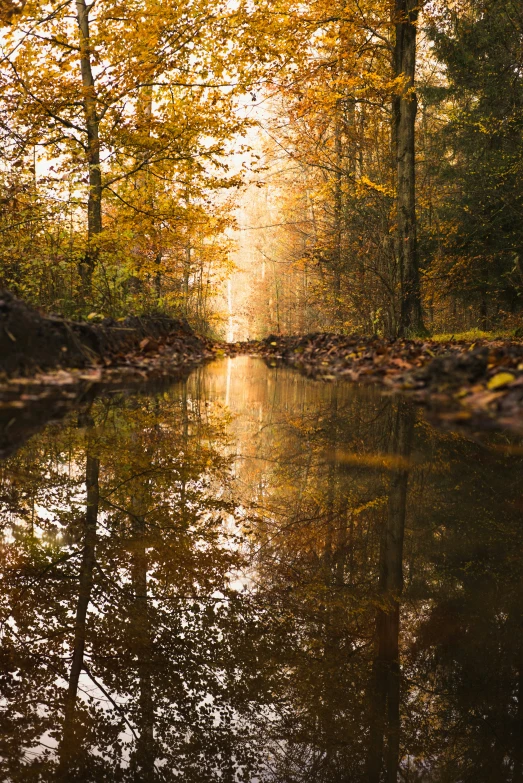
[0,290,218,456]
[228,333,523,431]
[0,289,213,377]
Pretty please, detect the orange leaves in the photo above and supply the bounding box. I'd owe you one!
[0,0,276,319]
[0,0,26,24]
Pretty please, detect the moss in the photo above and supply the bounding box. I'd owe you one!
[429,328,520,343]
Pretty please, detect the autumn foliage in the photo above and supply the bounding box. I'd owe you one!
[0,0,522,335]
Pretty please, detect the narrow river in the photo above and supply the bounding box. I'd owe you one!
[1,356,522,781]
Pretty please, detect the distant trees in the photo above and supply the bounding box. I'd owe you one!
[243,0,428,337]
[247,0,396,336]
[245,0,523,337]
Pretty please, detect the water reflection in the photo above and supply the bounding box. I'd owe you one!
[1,357,523,781]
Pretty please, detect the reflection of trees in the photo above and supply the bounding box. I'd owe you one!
[57,445,100,780]
[0,378,265,781]
[242,380,402,782]
[402,432,523,781]
[237,367,523,782]
[2,360,523,781]
[366,400,414,783]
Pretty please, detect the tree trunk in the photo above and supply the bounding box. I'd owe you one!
[58,453,100,778]
[184,244,191,316]
[76,0,102,298]
[130,496,155,782]
[334,99,344,331]
[480,293,488,331]
[365,400,415,782]
[393,0,424,336]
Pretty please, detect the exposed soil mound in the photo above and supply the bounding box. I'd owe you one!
[0,290,218,457]
[0,289,203,377]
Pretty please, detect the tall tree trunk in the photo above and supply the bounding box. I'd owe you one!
[480,293,489,331]
[57,453,100,778]
[130,495,155,782]
[76,0,102,298]
[393,0,424,336]
[365,400,415,782]
[334,99,344,331]
[184,244,191,315]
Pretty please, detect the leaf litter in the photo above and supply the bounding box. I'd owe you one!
[227,333,523,434]
[3,329,523,451]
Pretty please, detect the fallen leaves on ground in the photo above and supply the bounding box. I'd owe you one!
[3,330,523,442]
[227,333,523,433]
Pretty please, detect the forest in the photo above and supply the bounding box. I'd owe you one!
[0,0,521,338]
[2,2,523,781]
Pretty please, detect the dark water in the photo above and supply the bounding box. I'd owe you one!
[1,356,522,782]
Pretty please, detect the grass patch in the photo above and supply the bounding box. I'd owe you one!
[430,328,520,342]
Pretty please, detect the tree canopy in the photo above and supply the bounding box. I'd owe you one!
[1,0,522,335]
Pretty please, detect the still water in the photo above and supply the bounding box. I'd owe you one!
[0,356,522,782]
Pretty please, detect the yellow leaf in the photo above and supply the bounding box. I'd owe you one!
[487,372,515,390]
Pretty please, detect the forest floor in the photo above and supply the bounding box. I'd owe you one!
[2,290,523,448]
[228,333,523,434]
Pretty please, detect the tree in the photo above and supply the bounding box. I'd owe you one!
[393,0,425,335]
[75,0,102,295]
[246,0,400,336]
[0,0,270,317]
[425,0,523,329]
